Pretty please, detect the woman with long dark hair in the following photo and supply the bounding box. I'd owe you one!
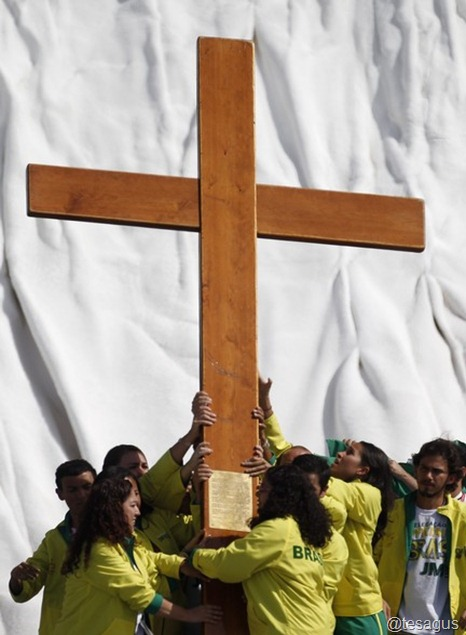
[327,440,394,635]
[189,463,333,635]
[53,476,221,635]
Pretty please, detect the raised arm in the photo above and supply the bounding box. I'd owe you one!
[388,459,418,493]
[170,391,216,477]
[258,375,293,459]
[140,393,216,512]
[258,375,273,418]
[178,398,216,485]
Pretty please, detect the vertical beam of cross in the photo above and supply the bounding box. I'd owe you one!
[199,37,258,511]
[197,38,257,635]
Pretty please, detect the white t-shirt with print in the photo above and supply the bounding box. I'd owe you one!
[399,507,451,634]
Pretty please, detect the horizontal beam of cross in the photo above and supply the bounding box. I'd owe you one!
[27,164,425,251]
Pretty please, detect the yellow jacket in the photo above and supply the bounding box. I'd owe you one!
[139,505,201,635]
[321,528,349,630]
[140,504,200,555]
[10,514,72,635]
[326,477,383,616]
[376,493,466,628]
[140,449,187,513]
[322,496,347,533]
[139,450,201,635]
[263,413,292,459]
[193,516,331,635]
[53,535,184,635]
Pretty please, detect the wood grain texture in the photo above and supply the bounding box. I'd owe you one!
[28,164,424,250]
[198,37,257,635]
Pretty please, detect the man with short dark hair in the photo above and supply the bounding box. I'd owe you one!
[376,438,466,634]
[9,458,96,635]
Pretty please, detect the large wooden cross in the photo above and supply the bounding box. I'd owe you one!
[27,37,424,635]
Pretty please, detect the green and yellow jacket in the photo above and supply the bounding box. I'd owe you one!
[10,513,73,635]
[53,534,184,635]
[192,515,331,635]
[139,448,187,513]
[321,528,349,630]
[326,477,383,616]
[139,448,201,635]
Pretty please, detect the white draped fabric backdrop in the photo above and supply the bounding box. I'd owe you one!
[2,1,466,632]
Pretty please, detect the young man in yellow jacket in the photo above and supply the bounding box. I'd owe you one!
[9,459,96,635]
[376,438,466,635]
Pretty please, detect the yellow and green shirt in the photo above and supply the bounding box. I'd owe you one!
[10,513,73,635]
[53,534,184,635]
[326,477,383,616]
[193,515,330,635]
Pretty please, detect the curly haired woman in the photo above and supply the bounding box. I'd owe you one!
[53,475,221,635]
[188,463,333,635]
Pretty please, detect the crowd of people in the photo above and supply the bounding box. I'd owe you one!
[8,379,466,635]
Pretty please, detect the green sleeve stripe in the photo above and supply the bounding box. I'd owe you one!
[146,592,164,614]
